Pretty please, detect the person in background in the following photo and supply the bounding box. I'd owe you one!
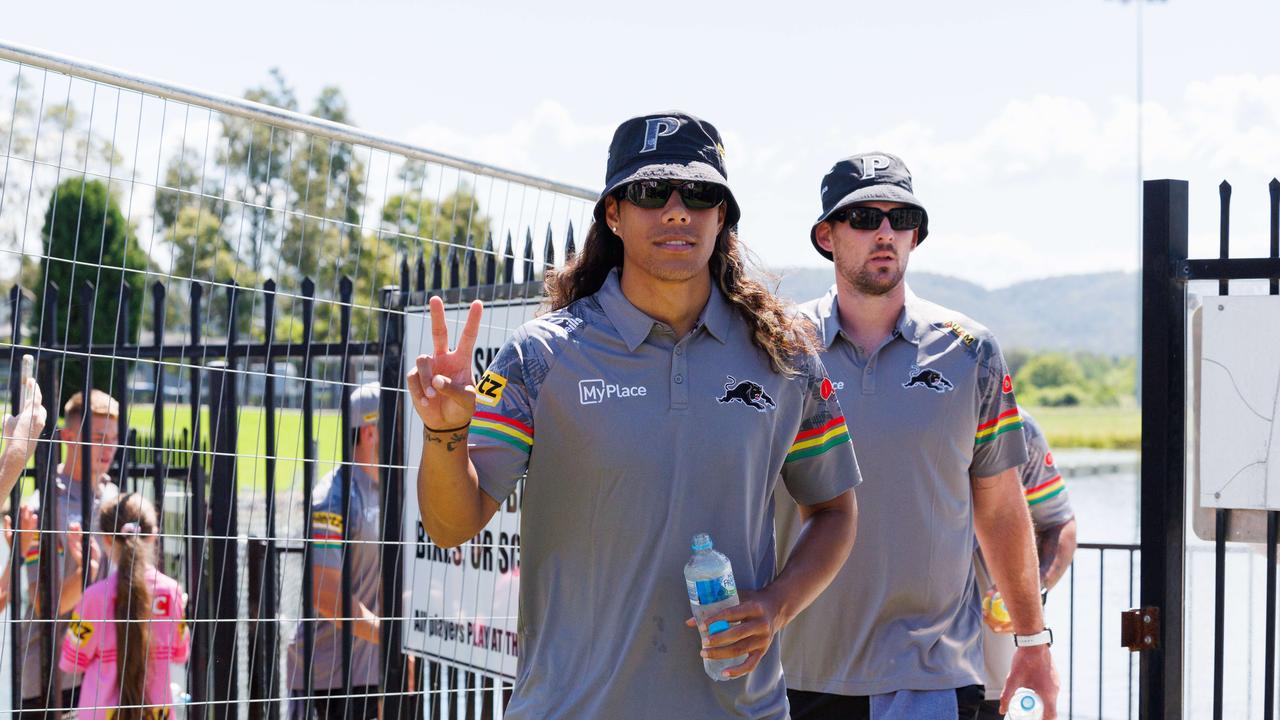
[287,382,385,720]
[20,389,120,717]
[59,492,189,720]
[975,411,1076,719]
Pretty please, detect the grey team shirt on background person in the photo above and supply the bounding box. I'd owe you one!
[288,465,382,690]
[977,411,1073,700]
[774,284,1028,697]
[464,269,860,720]
[21,474,117,700]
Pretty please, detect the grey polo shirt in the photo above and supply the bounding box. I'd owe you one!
[775,284,1027,697]
[21,474,117,700]
[288,465,383,690]
[467,269,860,719]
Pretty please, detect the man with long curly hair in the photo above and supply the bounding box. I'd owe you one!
[407,112,861,719]
[774,153,1060,719]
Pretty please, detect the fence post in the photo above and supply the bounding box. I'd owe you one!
[300,277,318,720]
[208,282,241,719]
[151,281,166,530]
[188,281,210,720]
[1139,178,1188,719]
[34,283,62,720]
[379,284,410,720]
[112,284,132,492]
[7,284,23,708]
[77,282,94,594]
[247,537,270,720]
[255,278,281,720]
[338,275,355,709]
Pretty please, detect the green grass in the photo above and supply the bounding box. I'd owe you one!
[123,405,346,493]
[1026,405,1140,450]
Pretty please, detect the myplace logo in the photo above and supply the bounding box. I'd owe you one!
[579,379,648,405]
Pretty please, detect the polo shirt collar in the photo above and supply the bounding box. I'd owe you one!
[818,283,927,349]
[596,268,730,352]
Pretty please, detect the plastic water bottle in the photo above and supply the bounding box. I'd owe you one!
[1007,687,1044,720]
[684,533,747,681]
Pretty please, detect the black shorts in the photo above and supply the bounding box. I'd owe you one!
[289,685,381,720]
[975,699,1006,719]
[788,685,986,720]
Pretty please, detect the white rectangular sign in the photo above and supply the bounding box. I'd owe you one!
[1198,295,1280,511]
[400,295,539,677]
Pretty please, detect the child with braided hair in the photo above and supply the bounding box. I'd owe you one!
[59,493,188,720]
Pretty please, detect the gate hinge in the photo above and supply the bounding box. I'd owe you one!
[1121,607,1160,652]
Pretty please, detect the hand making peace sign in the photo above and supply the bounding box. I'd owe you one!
[406,297,485,432]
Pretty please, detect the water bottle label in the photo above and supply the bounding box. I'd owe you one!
[688,574,737,605]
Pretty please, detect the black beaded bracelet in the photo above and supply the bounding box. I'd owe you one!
[424,422,470,434]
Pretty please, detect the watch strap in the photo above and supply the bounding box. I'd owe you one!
[1013,628,1054,647]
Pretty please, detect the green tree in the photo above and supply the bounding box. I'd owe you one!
[33,178,148,405]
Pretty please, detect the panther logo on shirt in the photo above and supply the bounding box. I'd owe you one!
[903,365,955,394]
[718,376,776,412]
[67,612,93,647]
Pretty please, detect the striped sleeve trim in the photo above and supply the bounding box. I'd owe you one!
[1026,475,1066,506]
[470,411,534,454]
[975,407,1023,446]
[785,417,851,463]
[22,546,39,566]
[312,532,343,550]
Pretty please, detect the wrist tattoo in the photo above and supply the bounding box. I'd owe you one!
[425,428,469,452]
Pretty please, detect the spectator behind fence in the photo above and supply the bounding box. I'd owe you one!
[59,492,189,720]
[20,389,121,716]
[287,382,384,720]
[975,412,1077,720]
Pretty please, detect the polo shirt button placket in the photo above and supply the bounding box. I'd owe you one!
[672,341,689,409]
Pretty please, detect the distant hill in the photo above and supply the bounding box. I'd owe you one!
[769,268,1138,356]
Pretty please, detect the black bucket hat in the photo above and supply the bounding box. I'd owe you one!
[810,152,929,260]
[594,111,740,228]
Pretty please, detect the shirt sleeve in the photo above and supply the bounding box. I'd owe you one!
[309,475,348,572]
[780,354,861,505]
[469,331,538,504]
[167,584,191,663]
[972,335,1029,477]
[59,605,98,672]
[1020,419,1074,528]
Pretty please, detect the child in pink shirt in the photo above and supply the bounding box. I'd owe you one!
[59,492,189,720]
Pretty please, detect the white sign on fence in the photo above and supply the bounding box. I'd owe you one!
[1198,295,1280,511]
[400,295,539,678]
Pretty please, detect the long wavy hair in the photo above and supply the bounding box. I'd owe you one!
[545,214,817,375]
[99,492,158,720]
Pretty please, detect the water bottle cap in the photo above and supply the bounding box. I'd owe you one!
[691,533,713,551]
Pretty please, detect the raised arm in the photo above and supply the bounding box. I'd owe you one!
[406,298,500,548]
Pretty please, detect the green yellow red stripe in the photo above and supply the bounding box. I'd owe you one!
[22,546,38,566]
[975,407,1023,446]
[786,417,851,463]
[1025,475,1066,505]
[471,411,534,454]
[312,532,343,550]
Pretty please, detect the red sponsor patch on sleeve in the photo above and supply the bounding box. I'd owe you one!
[820,377,834,401]
[152,594,171,616]
[1002,374,1013,394]
[1045,452,1054,467]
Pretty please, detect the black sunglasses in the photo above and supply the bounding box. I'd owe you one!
[830,206,924,231]
[619,180,726,210]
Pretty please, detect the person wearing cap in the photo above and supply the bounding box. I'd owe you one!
[407,111,861,719]
[287,381,384,720]
[975,411,1075,719]
[17,389,119,718]
[773,153,1060,719]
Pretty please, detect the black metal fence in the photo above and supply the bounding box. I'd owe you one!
[0,225,562,720]
[1140,177,1280,719]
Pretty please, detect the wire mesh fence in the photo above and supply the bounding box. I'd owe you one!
[0,41,594,720]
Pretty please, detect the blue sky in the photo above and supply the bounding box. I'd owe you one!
[5,0,1279,287]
